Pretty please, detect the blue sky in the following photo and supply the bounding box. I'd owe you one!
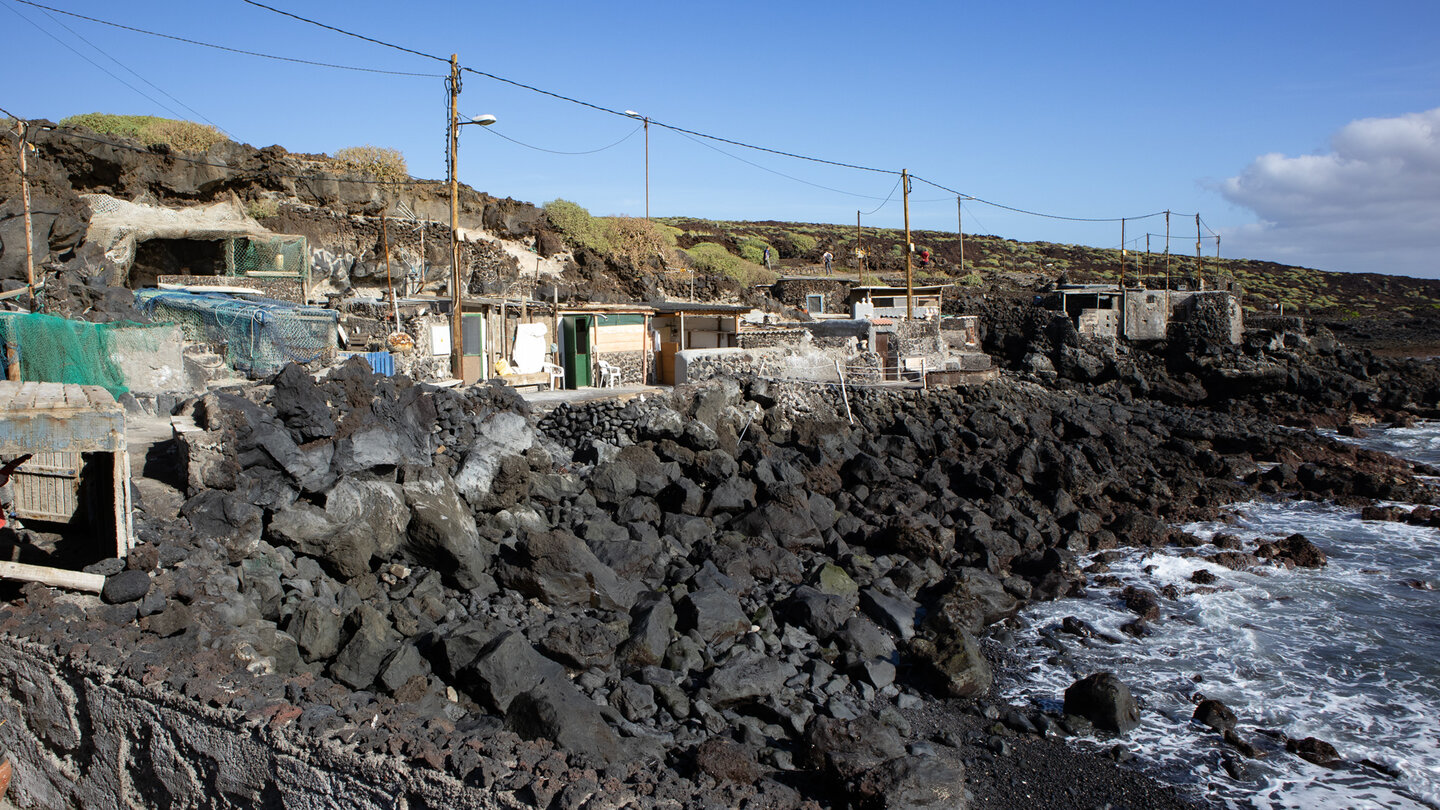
[4,0,1438,277]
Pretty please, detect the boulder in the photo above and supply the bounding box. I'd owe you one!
[910,632,992,698]
[400,466,492,590]
[1063,672,1140,733]
[693,738,761,784]
[497,529,636,612]
[451,411,535,506]
[1193,698,1237,733]
[678,588,750,645]
[180,489,263,563]
[289,597,344,662]
[703,652,797,708]
[101,570,151,604]
[271,363,336,441]
[329,604,400,690]
[782,585,856,640]
[459,630,565,713]
[505,678,623,766]
[1286,736,1341,766]
[617,595,677,671]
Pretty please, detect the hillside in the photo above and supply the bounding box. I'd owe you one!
[6,113,1439,352]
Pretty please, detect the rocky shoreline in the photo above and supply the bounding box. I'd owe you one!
[1,312,1434,808]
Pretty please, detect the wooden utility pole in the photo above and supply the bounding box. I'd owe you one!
[643,116,650,220]
[1120,218,1126,286]
[1145,233,1150,286]
[903,169,913,320]
[382,212,399,330]
[855,211,862,275]
[957,196,965,277]
[447,54,463,380]
[1195,213,1203,289]
[16,119,36,305]
[1164,210,1171,291]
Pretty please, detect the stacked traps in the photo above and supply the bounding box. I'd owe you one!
[135,289,337,377]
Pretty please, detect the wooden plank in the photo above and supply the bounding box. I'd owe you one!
[595,323,645,353]
[10,383,38,412]
[0,561,105,593]
[33,382,65,410]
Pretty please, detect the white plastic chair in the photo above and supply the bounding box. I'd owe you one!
[596,360,619,388]
[542,362,564,390]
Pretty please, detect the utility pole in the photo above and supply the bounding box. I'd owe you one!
[1195,213,1203,290]
[903,169,913,320]
[643,116,650,220]
[1145,233,1150,287]
[1164,210,1171,292]
[1120,218,1126,286]
[447,54,463,381]
[13,117,36,305]
[957,196,965,277]
[856,211,862,276]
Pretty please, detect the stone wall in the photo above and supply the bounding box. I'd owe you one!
[600,349,646,386]
[0,634,514,810]
[767,279,849,315]
[737,329,808,350]
[1184,291,1244,345]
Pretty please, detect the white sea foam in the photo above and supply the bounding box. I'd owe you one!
[1000,433,1440,810]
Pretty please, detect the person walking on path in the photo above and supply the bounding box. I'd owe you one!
[763,247,772,272]
[920,248,931,268]
[822,250,833,275]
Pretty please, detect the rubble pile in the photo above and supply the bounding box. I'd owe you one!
[2,356,1430,808]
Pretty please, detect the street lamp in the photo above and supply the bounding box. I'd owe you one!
[448,106,497,381]
[625,110,649,220]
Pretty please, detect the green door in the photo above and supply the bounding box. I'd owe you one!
[562,315,592,388]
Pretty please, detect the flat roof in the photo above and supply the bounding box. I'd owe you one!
[849,285,951,292]
[650,302,752,315]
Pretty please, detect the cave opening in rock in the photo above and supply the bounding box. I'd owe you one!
[129,239,225,288]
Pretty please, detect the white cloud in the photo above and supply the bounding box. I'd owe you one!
[1220,107,1440,278]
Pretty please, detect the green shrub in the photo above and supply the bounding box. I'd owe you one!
[780,231,817,257]
[737,237,775,266]
[544,199,611,254]
[60,113,226,152]
[604,216,675,269]
[684,242,762,284]
[332,145,409,183]
[959,272,985,286]
[246,198,279,219]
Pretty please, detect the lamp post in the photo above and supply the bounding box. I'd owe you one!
[624,110,649,220]
[446,70,497,381]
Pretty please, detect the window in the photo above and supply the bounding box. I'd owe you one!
[806,294,825,314]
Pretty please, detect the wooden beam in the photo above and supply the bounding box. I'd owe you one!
[0,561,105,593]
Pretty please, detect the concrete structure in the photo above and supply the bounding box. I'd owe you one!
[1052,282,1244,344]
[764,278,850,317]
[846,285,948,319]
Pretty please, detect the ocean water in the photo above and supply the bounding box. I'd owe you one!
[999,423,1440,809]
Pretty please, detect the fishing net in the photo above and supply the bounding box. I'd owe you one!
[0,312,168,396]
[135,289,337,377]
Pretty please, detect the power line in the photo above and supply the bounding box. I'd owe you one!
[27,1,229,137]
[235,0,901,177]
[859,176,903,216]
[673,128,900,202]
[481,122,643,156]
[239,0,447,63]
[4,2,196,123]
[910,173,1170,223]
[11,0,441,77]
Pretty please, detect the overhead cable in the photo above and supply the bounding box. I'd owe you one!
[4,2,197,123]
[910,174,1169,223]
[9,0,441,77]
[482,123,643,156]
[27,2,230,136]
[673,129,900,202]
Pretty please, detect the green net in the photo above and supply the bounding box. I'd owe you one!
[135,289,337,377]
[225,235,309,280]
[0,313,167,397]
